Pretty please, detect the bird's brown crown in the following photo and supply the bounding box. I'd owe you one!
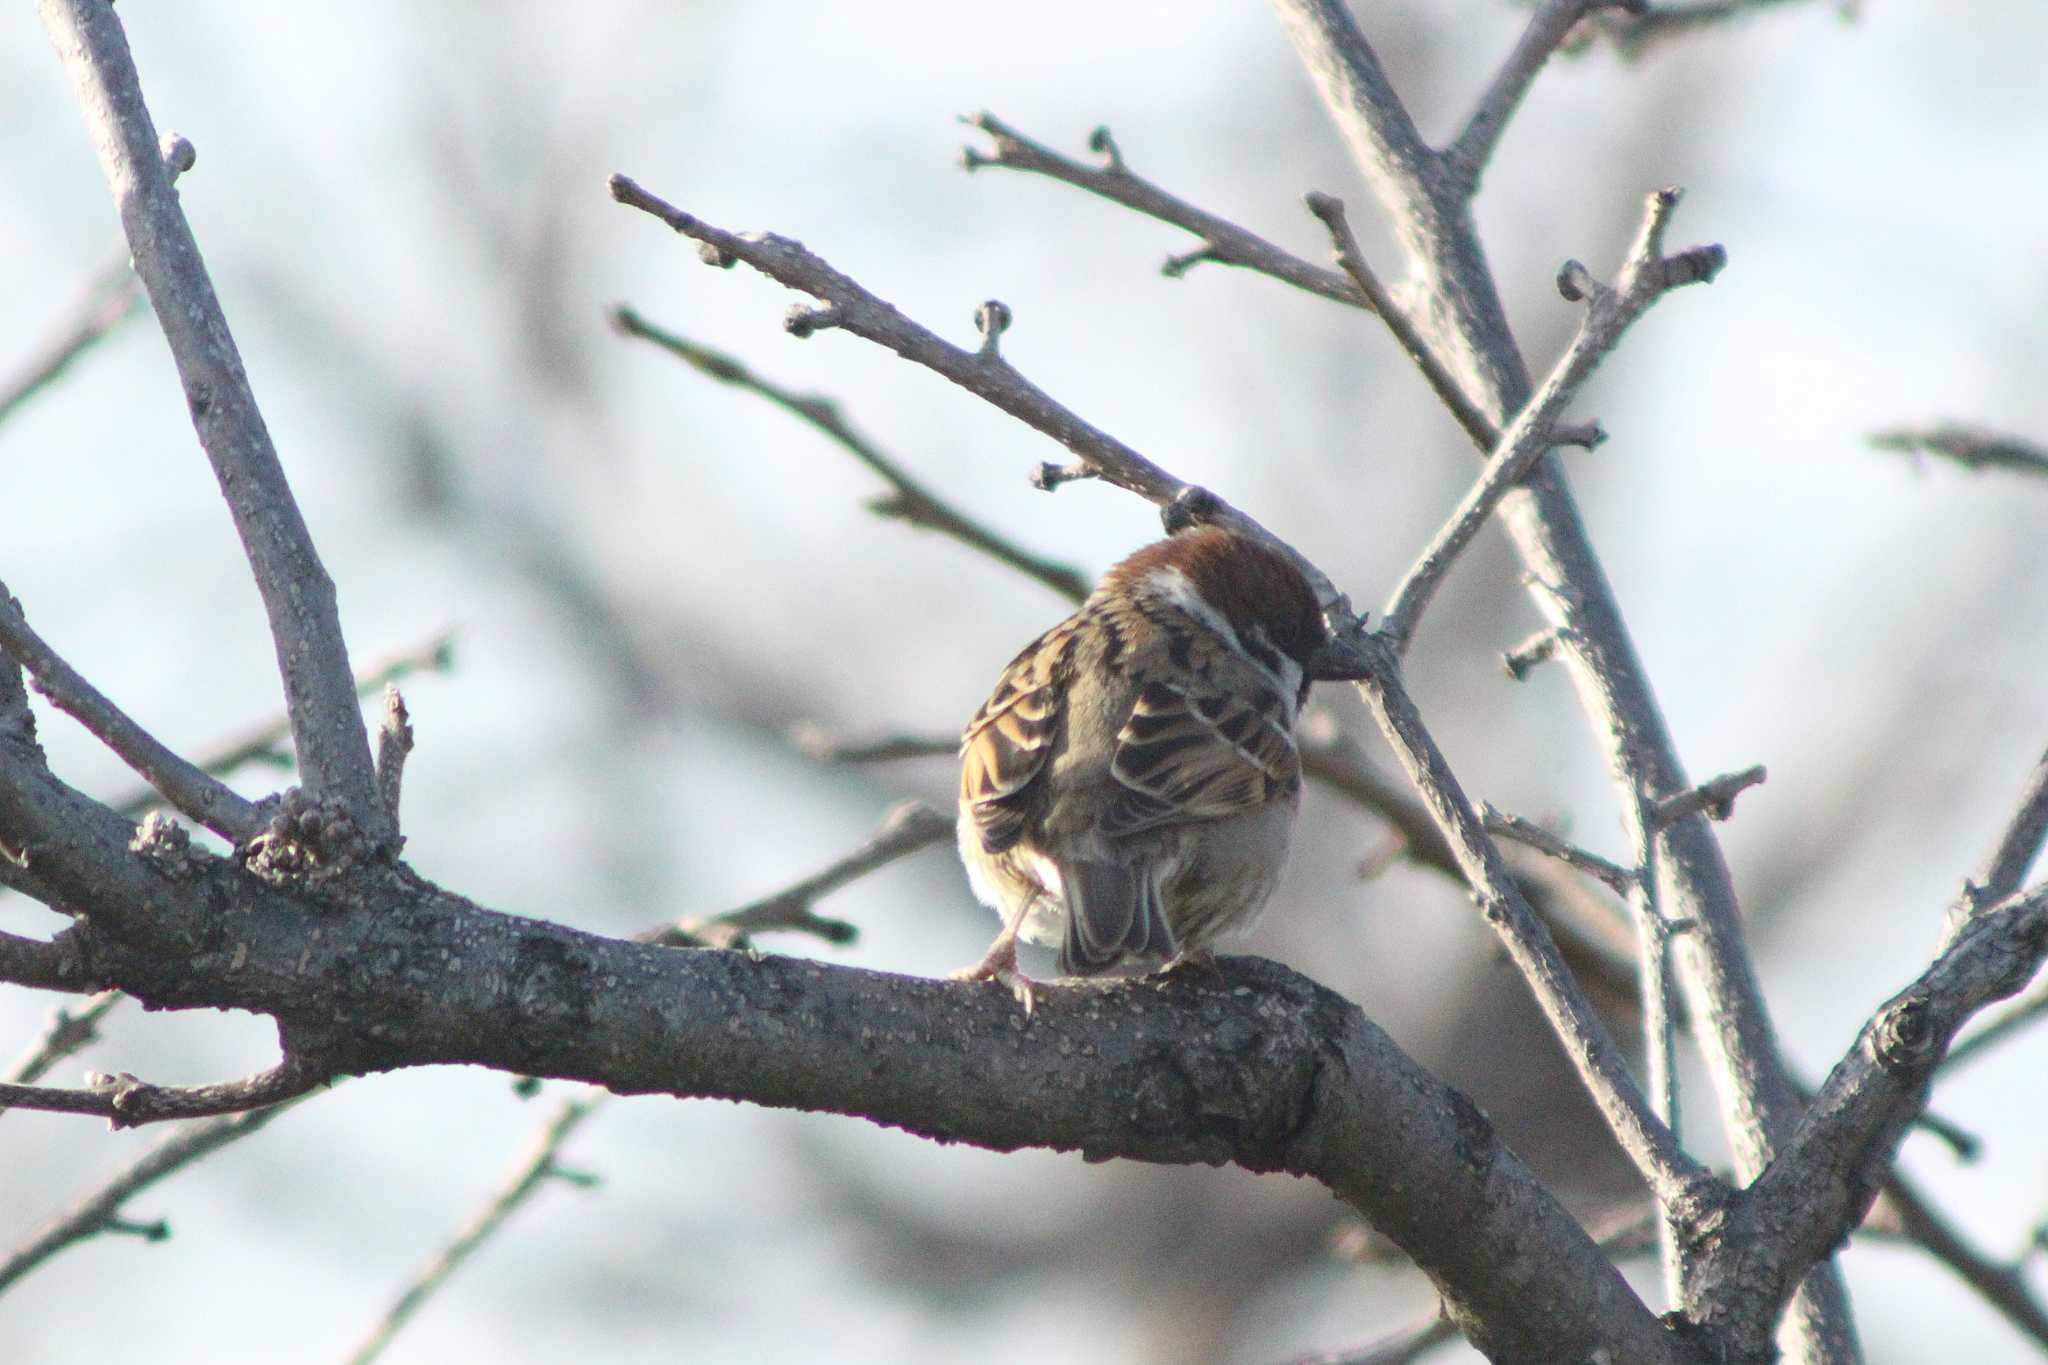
[1106,526,1327,669]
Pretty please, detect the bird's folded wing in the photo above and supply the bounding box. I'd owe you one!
[1102,678,1299,837]
[959,620,1076,853]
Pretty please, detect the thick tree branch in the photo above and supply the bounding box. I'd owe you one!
[1265,4,1858,1352]
[39,0,388,845]
[611,306,1089,603]
[0,929,87,994]
[0,752,1684,1360]
[1696,880,2048,1345]
[0,580,263,840]
[1942,975,2048,1075]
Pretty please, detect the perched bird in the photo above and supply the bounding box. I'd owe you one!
[954,524,1369,1007]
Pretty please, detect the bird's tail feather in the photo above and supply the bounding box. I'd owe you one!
[1059,860,1173,975]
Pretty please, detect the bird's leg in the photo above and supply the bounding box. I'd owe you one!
[1163,947,1223,981]
[950,905,1040,1014]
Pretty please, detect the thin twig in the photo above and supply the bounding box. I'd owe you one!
[1376,187,1723,653]
[2,990,122,1091]
[0,256,141,431]
[1305,193,1506,455]
[607,174,1350,613]
[961,113,1368,309]
[341,1090,606,1365]
[105,631,456,822]
[644,800,952,950]
[1445,0,1618,193]
[612,306,1088,603]
[0,1093,308,1296]
[41,0,389,843]
[374,686,413,830]
[0,579,263,840]
[788,723,959,765]
[0,133,193,431]
[1943,976,2048,1075]
[1868,1173,2048,1355]
[1950,744,2048,925]
[1653,764,1767,830]
[1870,423,2048,479]
[1481,805,1637,895]
[0,1052,323,1128]
[1596,0,1855,62]
[1289,1311,1459,1365]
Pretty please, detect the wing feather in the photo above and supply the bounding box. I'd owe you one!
[1102,679,1299,837]
[960,620,1076,852]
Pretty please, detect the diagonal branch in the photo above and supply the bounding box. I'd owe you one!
[644,800,953,950]
[3,990,122,1092]
[0,253,141,431]
[1375,186,1722,652]
[1349,634,1713,1213]
[1698,879,2048,1343]
[0,1093,309,1296]
[1951,743,2048,922]
[1265,4,1859,1353]
[1444,0,1626,193]
[39,0,388,844]
[0,929,87,994]
[0,579,263,840]
[960,113,1367,309]
[611,306,1088,603]
[341,1090,606,1365]
[607,176,1350,614]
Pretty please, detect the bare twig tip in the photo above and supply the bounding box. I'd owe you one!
[158,134,196,175]
[784,303,841,339]
[1556,259,1596,303]
[1664,244,1728,288]
[975,300,1012,358]
[1161,245,1222,279]
[1030,461,1095,492]
[1086,125,1127,173]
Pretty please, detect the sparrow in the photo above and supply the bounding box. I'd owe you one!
[954,524,1369,1007]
